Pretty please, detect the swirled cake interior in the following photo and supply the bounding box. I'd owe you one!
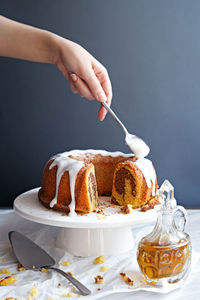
[38,150,158,216]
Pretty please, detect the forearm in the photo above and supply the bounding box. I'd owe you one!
[0,15,59,64]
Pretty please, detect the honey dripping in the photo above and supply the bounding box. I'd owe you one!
[137,180,192,284]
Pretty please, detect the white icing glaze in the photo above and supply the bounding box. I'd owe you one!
[134,158,156,196]
[125,134,150,158]
[48,149,156,216]
[49,153,84,216]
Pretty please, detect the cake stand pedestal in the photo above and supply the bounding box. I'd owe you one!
[14,188,157,257]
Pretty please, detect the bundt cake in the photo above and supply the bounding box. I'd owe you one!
[38,150,158,216]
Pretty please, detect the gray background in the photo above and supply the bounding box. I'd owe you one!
[0,0,199,207]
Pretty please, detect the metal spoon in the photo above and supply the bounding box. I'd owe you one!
[9,231,91,296]
[102,101,150,158]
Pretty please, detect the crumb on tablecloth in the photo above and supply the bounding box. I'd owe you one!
[17,263,26,271]
[100,265,108,272]
[0,268,11,274]
[93,256,105,264]
[120,273,134,286]
[0,276,18,286]
[40,268,48,273]
[60,260,70,266]
[94,275,104,284]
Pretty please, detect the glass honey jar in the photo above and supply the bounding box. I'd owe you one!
[137,180,192,284]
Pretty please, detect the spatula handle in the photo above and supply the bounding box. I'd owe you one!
[48,266,91,296]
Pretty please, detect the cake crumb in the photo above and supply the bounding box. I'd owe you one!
[17,263,26,271]
[0,276,18,286]
[120,273,134,286]
[60,260,70,266]
[5,298,18,300]
[57,283,61,288]
[71,287,77,293]
[140,197,160,212]
[98,215,105,220]
[61,212,68,216]
[94,275,104,284]
[145,279,157,285]
[41,268,48,273]
[67,271,73,277]
[97,288,101,291]
[0,268,11,274]
[47,298,55,300]
[29,286,38,297]
[121,204,132,214]
[100,265,108,272]
[93,256,105,264]
[61,293,76,297]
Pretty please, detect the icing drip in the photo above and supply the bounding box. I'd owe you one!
[134,158,156,196]
[49,153,84,216]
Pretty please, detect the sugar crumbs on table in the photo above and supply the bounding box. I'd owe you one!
[61,293,77,297]
[71,287,77,293]
[60,260,70,266]
[93,256,105,264]
[41,268,48,272]
[17,263,26,271]
[100,265,108,272]
[120,273,134,286]
[0,268,11,274]
[0,276,18,286]
[94,275,104,284]
[29,286,38,297]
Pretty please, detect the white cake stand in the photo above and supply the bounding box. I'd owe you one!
[14,188,157,257]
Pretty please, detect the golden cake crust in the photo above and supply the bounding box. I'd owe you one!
[38,151,157,214]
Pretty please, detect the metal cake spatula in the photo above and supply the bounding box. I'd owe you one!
[8,231,91,296]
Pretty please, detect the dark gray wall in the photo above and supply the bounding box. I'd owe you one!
[0,0,200,207]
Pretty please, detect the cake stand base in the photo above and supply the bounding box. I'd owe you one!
[56,227,134,256]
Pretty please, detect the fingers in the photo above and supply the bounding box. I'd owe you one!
[69,78,78,94]
[92,61,112,120]
[82,67,108,103]
[70,73,95,100]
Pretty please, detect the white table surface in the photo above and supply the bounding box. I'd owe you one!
[0,209,199,299]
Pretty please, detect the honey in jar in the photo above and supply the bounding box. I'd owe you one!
[137,180,192,284]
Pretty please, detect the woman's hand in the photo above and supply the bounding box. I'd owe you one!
[54,37,112,120]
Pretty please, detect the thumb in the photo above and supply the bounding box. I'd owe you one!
[84,69,107,102]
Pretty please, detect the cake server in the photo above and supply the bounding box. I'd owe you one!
[102,101,150,158]
[8,231,91,296]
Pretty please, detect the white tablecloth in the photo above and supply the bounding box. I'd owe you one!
[0,209,199,299]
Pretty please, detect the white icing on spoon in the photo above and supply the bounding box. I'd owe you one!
[125,134,150,158]
[102,102,150,158]
[134,158,156,196]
